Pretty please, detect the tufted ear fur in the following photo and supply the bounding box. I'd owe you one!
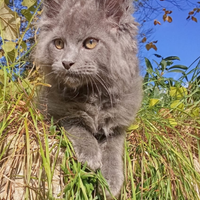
[42,0,63,18]
[42,0,133,24]
[97,0,133,24]
[105,0,124,22]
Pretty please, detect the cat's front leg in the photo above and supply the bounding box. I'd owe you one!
[61,123,102,171]
[99,130,125,199]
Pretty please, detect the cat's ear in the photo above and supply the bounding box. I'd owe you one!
[99,0,132,24]
[42,0,64,18]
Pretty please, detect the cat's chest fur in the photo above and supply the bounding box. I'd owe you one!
[45,85,120,137]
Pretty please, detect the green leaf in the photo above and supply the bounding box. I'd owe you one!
[4,0,10,5]
[155,68,160,76]
[0,69,5,84]
[21,0,38,21]
[145,57,153,73]
[153,86,161,98]
[154,54,162,58]
[143,72,149,85]
[0,2,20,40]
[7,49,17,63]
[168,69,186,73]
[166,60,173,66]
[22,0,37,9]
[164,56,180,61]
[2,41,16,52]
[21,9,32,21]
[20,41,27,52]
[160,60,167,71]
[168,65,188,70]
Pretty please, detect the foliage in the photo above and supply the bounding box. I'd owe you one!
[0,0,41,70]
[126,54,200,199]
[136,0,200,51]
[143,54,200,110]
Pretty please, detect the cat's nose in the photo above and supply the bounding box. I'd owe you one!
[62,61,74,70]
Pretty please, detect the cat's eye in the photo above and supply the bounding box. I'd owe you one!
[54,39,64,49]
[83,38,98,49]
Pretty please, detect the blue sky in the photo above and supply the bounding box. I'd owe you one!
[135,1,200,79]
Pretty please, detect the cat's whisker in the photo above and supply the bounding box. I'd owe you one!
[43,71,55,78]
[87,76,94,97]
[42,2,61,13]
[85,77,90,101]
[88,75,102,105]
[95,74,113,108]
[64,76,70,86]
[70,90,79,100]
[40,66,60,80]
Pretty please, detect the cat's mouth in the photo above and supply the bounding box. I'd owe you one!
[63,72,87,88]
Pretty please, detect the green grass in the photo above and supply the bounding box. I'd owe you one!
[0,60,199,199]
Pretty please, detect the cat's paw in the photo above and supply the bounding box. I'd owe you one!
[75,147,102,171]
[101,169,124,199]
[105,177,123,199]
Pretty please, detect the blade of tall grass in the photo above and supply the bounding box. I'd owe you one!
[24,116,31,200]
[125,142,136,200]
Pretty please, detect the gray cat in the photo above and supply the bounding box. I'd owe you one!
[34,0,142,198]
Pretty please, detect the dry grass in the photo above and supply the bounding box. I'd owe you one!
[0,98,65,199]
[0,74,200,200]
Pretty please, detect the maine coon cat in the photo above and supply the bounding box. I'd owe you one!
[34,0,142,198]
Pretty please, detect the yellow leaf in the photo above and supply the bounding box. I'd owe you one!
[146,42,157,51]
[178,103,184,110]
[149,99,159,107]
[163,13,167,21]
[152,44,158,51]
[142,37,147,43]
[7,49,17,63]
[169,87,187,99]
[22,0,36,8]
[166,16,173,23]
[191,107,200,117]
[127,124,139,132]
[168,118,177,127]
[189,11,194,15]
[154,19,161,25]
[169,87,176,97]
[0,2,20,40]
[192,16,197,22]
[146,43,150,51]
[170,100,184,109]
[170,100,180,108]
[167,10,173,14]
[177,87,187,98]
[2,41,16,52]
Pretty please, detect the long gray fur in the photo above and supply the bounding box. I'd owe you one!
[34,0,142,198]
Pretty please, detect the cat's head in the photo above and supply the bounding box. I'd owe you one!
[34,0,139,90]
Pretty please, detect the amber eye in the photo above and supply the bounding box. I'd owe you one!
[54,39,64,49]
[83,38,98,49]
